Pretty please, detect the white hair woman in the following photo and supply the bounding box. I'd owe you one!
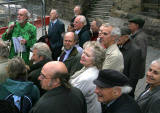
[70,41,105,113]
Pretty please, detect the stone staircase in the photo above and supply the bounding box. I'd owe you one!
[86,0,113,22]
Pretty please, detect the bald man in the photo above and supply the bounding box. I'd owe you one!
[30,61,87,113]
[2,8,36,64]
[58,32,83,75]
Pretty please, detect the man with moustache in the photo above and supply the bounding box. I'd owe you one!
[2,8,36,64]
[136,58,160,113]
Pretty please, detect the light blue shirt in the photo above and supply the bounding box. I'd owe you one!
[63,47,73,62]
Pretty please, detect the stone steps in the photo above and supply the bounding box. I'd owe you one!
[86,0,113,22]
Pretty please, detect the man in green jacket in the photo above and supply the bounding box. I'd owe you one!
[2,8,36,64]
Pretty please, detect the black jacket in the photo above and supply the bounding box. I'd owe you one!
[102,94,142,113]
[78,26,91,48]
[28,58,52,96]
[30,86,87,113]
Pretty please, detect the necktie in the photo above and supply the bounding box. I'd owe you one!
[59,52,66,61]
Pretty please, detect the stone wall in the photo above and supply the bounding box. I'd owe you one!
[45,0,92,21]
[111,0,160,48]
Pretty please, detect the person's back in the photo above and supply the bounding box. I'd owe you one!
[30,86,87,113]
[0,57,40,112]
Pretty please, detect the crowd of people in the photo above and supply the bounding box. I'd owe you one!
[0,5,160,113]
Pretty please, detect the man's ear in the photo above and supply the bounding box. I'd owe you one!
[112,87,121,97]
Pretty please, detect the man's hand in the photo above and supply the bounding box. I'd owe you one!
[7,23,15,34]
[20,39,27,45]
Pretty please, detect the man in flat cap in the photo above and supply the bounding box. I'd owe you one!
[128,16,148,79]
[94,69,142,113]
[118,27,143,97]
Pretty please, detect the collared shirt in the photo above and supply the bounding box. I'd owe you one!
[63,47,73,62]
[74,44,83,55]
[51,19,57,27]
[75,29,81,35]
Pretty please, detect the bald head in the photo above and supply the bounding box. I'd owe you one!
[17,8,30,24]
[39,61,69,90]
[43,61,68,77]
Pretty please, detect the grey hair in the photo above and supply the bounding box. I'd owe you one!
[151,58,160,67]
[32,42,52,60]
[102,23,121,42]
[119,85,132,94]
[0,39,9,58]
[83,41,105,69]
[78,15,87,26]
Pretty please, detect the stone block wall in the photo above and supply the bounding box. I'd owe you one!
[45,0,92,21]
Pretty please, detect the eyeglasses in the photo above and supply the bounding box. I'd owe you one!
[40,72,51,79]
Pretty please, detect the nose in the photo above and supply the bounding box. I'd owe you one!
[94,87,99,94]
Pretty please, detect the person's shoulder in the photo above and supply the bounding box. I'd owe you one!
[27,22,36,29]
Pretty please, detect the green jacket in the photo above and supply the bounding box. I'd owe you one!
[2,22,37,64]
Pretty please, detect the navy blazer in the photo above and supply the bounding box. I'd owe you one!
[48,19,65,50]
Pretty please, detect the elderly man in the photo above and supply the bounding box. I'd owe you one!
[74,15,91,48]
[48,9,65,60]
[0,39,9,84]
[30,61,87,113]
[100,23,124,72]
[128,16,148,78]
[118,27,143,97]
[94,69,142,113]
[2,8,36,64]
[58,32,83,75]
[28,42,52,96]
[71,5,90,30]
[136,58,160,113]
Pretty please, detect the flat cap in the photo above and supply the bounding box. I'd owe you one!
[94,69,129,88]
[128,16,145,28]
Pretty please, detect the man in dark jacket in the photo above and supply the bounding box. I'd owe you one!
[74,15,91,48]
[136,58,160,113]
[58,32,83,76]
[30,61,87,113]
[94,69,142,113]
[48,9,65,60]
[28,42,52,96]
[118,27,143,97]
[128,16,148,79]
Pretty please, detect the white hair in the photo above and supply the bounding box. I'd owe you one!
[78,15,87,25]
[119,85,132,94]
[151,58,160,67]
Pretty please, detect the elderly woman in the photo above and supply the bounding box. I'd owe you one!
[0,57,40,106]
[70,41,105,113]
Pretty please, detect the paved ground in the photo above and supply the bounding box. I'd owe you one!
[37,19,160,99]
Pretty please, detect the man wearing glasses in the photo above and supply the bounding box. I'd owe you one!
[100,23,124,72]
[30,61,87,113]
